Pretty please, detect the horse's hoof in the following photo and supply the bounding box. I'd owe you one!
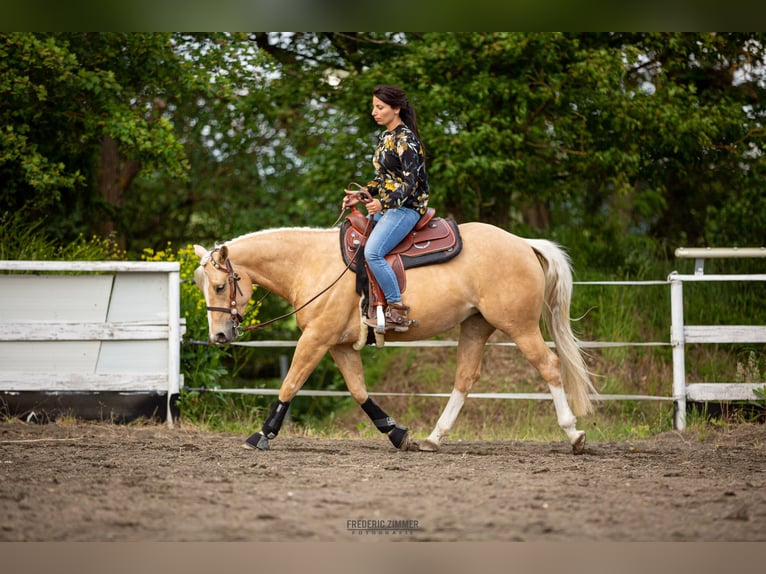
[388,425,409,450]
[244,432,270,450]
[571,431,586,455]
[418,439,440,452]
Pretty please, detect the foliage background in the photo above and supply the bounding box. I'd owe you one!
[4,33,765,257]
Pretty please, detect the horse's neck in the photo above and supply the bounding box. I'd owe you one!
[227,228,336,303]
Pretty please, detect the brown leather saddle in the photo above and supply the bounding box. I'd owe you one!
[340,207,462,306]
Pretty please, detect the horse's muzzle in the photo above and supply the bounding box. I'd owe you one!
[213,330,234,344]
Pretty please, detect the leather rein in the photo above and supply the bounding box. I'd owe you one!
[204,204,372,335]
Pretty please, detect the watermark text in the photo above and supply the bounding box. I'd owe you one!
[346,518,420,535]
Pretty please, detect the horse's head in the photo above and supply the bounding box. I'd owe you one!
[193,244,254,344]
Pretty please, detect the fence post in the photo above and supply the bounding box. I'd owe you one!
[167,266,181,428]
[669,273,686,430]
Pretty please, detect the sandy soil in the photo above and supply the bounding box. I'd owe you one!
[1,420,764,542]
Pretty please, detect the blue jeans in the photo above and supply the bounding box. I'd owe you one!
[365,207,421,304]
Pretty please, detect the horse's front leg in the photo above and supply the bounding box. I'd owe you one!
[243,335,330,451]
[329,345,410,450]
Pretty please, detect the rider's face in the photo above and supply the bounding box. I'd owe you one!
[371,96,401,131]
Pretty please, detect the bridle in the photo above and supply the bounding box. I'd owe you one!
[204,248,245,325]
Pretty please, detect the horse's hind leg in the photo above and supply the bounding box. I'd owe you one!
[420,315,495,452]
[513,332,585,454]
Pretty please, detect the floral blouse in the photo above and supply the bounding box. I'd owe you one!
[364,123,430,215]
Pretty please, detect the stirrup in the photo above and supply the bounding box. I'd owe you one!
[364,303,411,333]
[364,304,389,334]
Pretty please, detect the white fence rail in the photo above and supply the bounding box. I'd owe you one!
[0,261,184,424]
[204,332,673,405]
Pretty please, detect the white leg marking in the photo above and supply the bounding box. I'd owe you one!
[420,389,466,451]
[549,383,584,445]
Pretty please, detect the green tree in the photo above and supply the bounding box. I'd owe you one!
[4,32,764,263]
[0,32,255,249]
[294,32,766,263]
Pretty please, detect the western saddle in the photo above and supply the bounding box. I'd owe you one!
[340,207,462,337]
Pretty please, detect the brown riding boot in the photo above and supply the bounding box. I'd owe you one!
[385,302,411,332]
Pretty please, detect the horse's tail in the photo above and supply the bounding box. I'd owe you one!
[526,239,597,416]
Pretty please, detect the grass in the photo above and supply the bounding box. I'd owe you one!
[0,210,125,263]
[175,392,762,445]
[175,339,764,444]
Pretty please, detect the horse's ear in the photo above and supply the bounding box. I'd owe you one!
[193,244,208,261]
[218,245,229,264]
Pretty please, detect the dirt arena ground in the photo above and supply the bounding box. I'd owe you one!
[1,419,764,542]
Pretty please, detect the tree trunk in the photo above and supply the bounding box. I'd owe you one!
[519,198,551,232]
[97,136,141,248]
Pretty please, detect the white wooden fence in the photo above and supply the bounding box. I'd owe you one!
[0,261,184,425]
[670,247,766,429]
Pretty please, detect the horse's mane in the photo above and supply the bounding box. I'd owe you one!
[225,226,338,245]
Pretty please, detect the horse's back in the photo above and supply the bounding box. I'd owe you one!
[382,221,546,340]
[458,220,527,243]
[455,221,543,277]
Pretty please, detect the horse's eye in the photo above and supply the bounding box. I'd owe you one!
[215,284,226,294]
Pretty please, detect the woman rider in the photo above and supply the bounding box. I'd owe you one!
[343,85,430,333]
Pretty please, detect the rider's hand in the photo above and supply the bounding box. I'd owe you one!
[342,191,360,210]
[366,198,383,214]
[343,188,373,210]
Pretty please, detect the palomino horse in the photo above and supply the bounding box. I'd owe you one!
[193,221,597,453]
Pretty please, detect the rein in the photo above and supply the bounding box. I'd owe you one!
[206,202,373,335]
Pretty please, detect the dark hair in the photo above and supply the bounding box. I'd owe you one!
[373,85,425,156]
